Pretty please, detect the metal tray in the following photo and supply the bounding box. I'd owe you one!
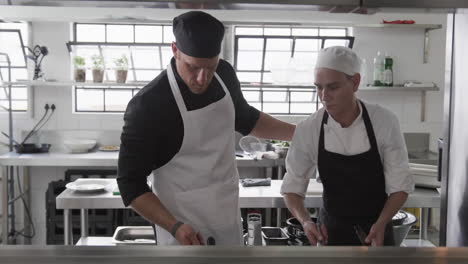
[262,227,289,246]
[112,226,156,245]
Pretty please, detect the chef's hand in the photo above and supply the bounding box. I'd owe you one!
[365,222,386,246]
[175,224,205,245]
[303,221,327,245]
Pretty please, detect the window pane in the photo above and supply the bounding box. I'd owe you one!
[235,27,263,35]
[264,51,291,71]
[106,70,117,82]
[291,91,314,102]
[264,28,290,36]
[135,25,162,43]
[320,28,347,36]
[75,46,100,69]
[292,28,318,36]
[107,25,134,43]
[290,103,314,114]
[135,70,161,81]
[266,39,291,51]
[323,39,349,48]
[102,46,130,69]
[161,46,172,66]
[132,47,160,68]
[237,72,261,83]
[249,103,261,111]
[10,68,28,81]
[76,88,104,111]
[10,86,27,100]
[0,31,26,67]
[263,72,273,83]
[163,26,175,43]
[241,90,260,101]
[237,51,263,71]
[293,52,318,67]
[0,100,27,111]
[76,24,105,42]
[105,89,132,111]
[295,39,320,52]
[263,91,287,102]
[263,103,288,113]
[238,38,264,51]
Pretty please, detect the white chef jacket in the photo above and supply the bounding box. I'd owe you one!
[280,100,414,197]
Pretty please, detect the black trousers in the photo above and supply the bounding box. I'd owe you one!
[318,209,395,246]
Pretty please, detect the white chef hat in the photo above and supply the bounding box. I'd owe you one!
[315,46,361,76]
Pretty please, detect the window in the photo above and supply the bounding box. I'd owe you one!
[234,26,353,115]
[0,23,29,112]
[70,23,174,112]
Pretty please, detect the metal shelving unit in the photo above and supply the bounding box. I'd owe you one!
[0,80,147,87]
[300,23,442,63]
[360,85,440,122]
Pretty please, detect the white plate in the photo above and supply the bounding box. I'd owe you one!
[66,179,110,192]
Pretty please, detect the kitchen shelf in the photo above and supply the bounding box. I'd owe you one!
[242,83,439,122]
[0,80,147,87]
[360,85,439,122]
[350,23,442,64]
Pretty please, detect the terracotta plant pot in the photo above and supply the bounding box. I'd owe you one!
[74,68,86,82]
[116,69,128,83]
[92,69,104,83]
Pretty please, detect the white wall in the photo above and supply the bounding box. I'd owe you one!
[0,7,447,245]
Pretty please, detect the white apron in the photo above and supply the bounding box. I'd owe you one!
[151,63,243,246]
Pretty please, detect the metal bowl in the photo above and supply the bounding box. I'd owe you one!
[15,143,51,154]
[392,211,417,246]
[286,216,317,239]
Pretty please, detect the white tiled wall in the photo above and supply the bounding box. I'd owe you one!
[0,8,447,245]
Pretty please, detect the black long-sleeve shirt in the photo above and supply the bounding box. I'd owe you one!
[117,58,260,206]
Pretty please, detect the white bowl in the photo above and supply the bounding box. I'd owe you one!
[63,139,97,153]
[273,143,289,158]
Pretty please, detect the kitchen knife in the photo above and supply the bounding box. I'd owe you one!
[353,225,370,246]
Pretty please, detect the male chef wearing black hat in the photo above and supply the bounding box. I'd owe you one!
[281,46,414,246]
[117,11,295,246]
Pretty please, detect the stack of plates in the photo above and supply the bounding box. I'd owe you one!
[65,179,111,193]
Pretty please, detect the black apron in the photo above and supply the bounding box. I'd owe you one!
[317,101,395,246]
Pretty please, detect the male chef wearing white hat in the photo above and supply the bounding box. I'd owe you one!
[281,46,414,246]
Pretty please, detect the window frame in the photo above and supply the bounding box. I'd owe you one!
[69,22,173,113]
[0,28,29,113]
[233,26,354,115]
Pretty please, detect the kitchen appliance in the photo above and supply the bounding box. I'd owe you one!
[439,9,468,246]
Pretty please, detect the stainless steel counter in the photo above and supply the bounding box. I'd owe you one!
[0,151,278,167]
[56,180,440,209]
[55,179,440,245]
[2,245,468,264]
[0,151,280,244]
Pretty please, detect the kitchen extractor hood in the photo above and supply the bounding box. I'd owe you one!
[3,0,468,9]
[0,0,378,14]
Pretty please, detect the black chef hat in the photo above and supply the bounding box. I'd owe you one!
[173,11,224,58]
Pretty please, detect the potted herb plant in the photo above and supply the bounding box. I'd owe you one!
[91,54,104,83]
[73,55,86,82]
[114,54,128,83]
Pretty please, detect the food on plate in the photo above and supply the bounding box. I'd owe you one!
[98,145,120,152]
